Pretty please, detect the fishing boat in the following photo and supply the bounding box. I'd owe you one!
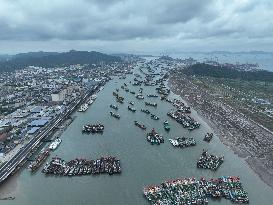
[160,95,166,100]
[141,109,150,114]
[116,96,124,104]
[87,99,94,105]
[197,150,224,171]
[78,104,88,112]
[110,111,120,119]
[203,133,213,142]
[110,104,118,110]
[136,94,144,99]
[151,114,159,120]
[145,102,157,107]
[49,138,62,150]
[163,120,170,131]
[128,106,136,112]
[134,121,146,130]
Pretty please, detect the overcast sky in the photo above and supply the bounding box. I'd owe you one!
[0,0,273,54]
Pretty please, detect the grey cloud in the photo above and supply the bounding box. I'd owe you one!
[148,0,215,24]
[0,0,273,53]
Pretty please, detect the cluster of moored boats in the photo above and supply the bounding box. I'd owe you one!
[156,84,170,98]
[169,137,196,148]
[150,114,159,120]
[147,128,164,145]
[113,91,124,104]
[28,136,64,172]
[42,156,121,176]
[197,150,224,171]
[167,99,191,114]
[78,95,97,112]
[143,176,249,205]
[164,97,200,131]
[82,124,104,133]
[168,110,200,131]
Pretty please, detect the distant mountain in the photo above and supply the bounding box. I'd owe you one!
[176,51,273,55]
[234,51,271,55]
[0,54,11,62]
[209,51,272,55]
[0,50,122,73]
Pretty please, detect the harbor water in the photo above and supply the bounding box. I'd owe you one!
[1,65,273,205]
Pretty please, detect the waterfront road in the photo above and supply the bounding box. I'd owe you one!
[0,91,92,183]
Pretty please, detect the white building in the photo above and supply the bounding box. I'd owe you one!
[51,89,67,102]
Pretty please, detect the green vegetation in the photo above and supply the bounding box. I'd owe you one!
[183,63,273,82]
[0,50,121,73]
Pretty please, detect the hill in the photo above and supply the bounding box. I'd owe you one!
[183,63,273,82]
[0,50,121,72]
[13,51,59,59]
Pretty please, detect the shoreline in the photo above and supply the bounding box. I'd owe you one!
[0,116,77,198]
[168,77,273,191]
